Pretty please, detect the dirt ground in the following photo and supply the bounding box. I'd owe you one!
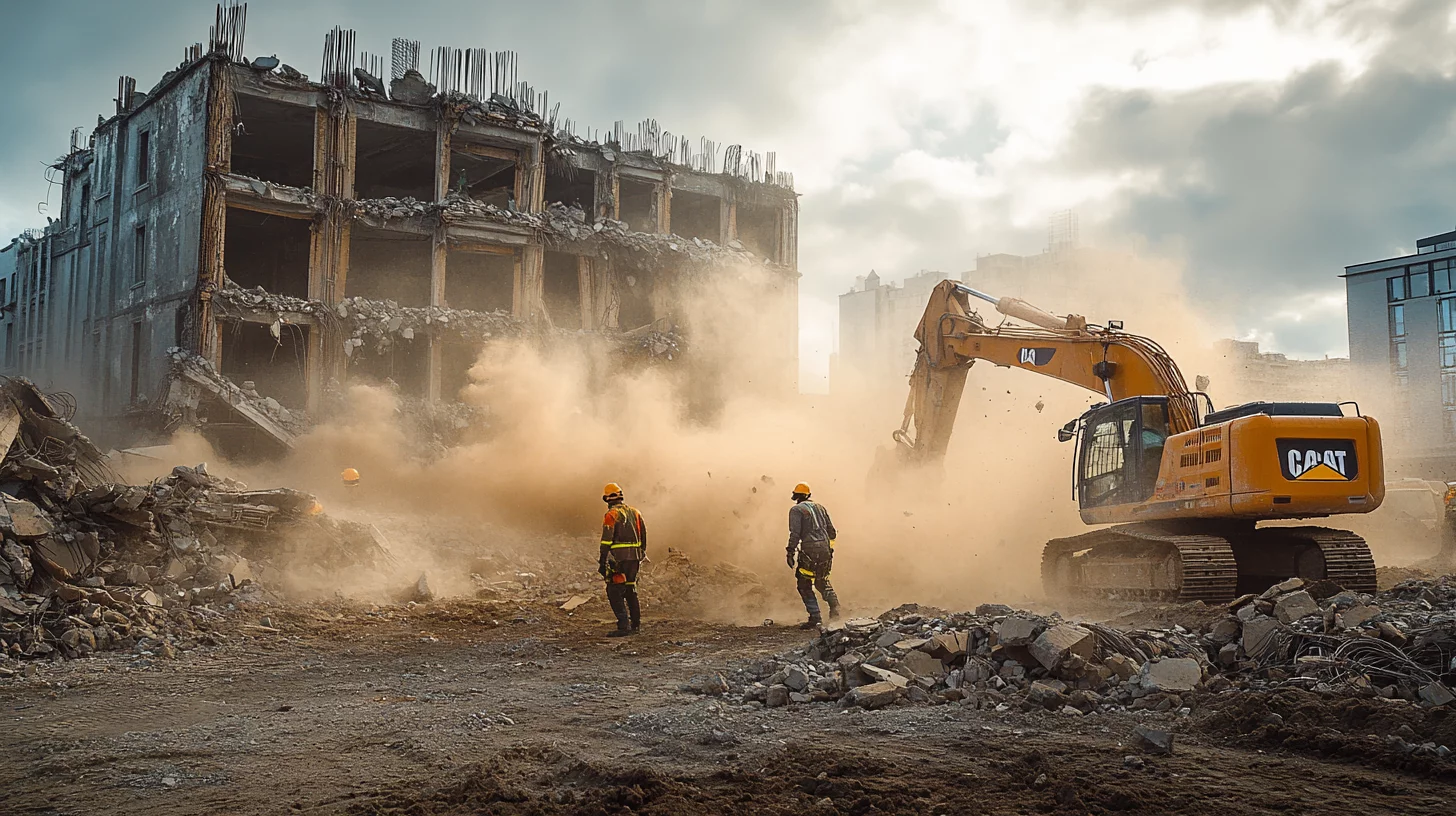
[1,599,1452,816]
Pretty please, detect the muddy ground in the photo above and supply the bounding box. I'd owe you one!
[1,600,1451,816]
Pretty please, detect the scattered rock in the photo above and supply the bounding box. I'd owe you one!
[1134,725,1174,755]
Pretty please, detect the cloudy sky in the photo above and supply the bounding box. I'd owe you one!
[3,0,1454,389]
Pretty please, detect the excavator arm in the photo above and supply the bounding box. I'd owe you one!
[896,280,1197,463]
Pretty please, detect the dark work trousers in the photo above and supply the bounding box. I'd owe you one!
[794,544,839,619]
[605,560,641,630]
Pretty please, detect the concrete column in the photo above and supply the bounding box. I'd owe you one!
[659,183,672,235]
[594,256,618,330]
[718,195,731,245]
[516,244,544,322]
[523,143,545,213]
[577,255,594,330]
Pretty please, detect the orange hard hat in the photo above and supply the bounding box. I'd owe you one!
[793,482,812,495]
[603,482,623,498]
[341,468,360,482]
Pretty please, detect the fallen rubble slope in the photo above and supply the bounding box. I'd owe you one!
[0,377,390,664]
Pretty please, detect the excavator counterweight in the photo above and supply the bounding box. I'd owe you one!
[895,280,1382,601]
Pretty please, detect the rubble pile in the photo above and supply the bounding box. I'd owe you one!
[165,348,309,443]
[701,578,1456,721]
[0,377,390,663]
[334,294,521,357]
[350,193,774,269]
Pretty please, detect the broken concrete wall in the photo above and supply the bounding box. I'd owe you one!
[86,62,213,427]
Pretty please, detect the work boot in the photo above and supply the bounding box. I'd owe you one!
[606,626,632,638]
[799,615,822,630]
[828,606,841,622]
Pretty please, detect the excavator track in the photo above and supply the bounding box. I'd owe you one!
[1041,525,1237,603]
[1275,526,1377,595]
[1042,523,1377,602]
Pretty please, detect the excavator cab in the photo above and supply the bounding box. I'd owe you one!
[1072,397,1169,510]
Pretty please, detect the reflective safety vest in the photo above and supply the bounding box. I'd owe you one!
[601,503,646,563]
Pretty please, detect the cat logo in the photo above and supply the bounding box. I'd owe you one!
[1018,347,1056,367]
[1276,439,1358,482]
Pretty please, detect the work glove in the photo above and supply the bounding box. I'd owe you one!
[786,552,795,569]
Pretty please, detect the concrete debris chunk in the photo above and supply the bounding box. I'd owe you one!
[1419,682,1455,708]
[860,664,909,689]
[1242,617,1286,661]
[843,681,901,710]
[1260,577,1305,600]
[996,616,1044,646]
[1336,604,1379,629]
[682,673,730,696]
[1274,590,1320,624]
[1136,658,1202,692]
[899,649,946,679]
[1134,725,1174,755]
[784,666,810,692]
[1029,623,1096,671]
[765,684,790,708]
[560,594,592,611]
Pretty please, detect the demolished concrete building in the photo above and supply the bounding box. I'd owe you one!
[1,4,799,450]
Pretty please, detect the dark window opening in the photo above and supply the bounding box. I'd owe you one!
[543,251,582,329]
[544,165,594,213]
[348,333,427,398]
[356,120,436,200]
[231,95,315,189]
[133,225,147,284]
[440,341,476,401]
[618,178,657,233]
[670,189,721,243]
[445,248,513,312]
[79,183,91,231]
[174,304,188,348]
[348,225,431,306]
[224,208,311,298]
[617,265,655,330]
[736,203,780,262]
[129,321,144,404]
[220,320,309,409]
[136,131,150,187]
[449,148,517,208]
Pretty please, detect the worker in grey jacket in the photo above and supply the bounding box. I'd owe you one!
[786,482,840,629]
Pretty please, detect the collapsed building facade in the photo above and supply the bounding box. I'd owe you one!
[0,5,799,450]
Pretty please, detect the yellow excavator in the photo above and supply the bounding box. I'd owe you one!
[895,280,1383,601]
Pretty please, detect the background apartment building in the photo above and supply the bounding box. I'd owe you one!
[1345,228,1456,477]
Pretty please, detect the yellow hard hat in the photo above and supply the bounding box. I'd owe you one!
[341,468,360,482]
[603,482,623,498]
[793,482,812,495]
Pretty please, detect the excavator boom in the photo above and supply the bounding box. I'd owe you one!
[897,280,1196,462]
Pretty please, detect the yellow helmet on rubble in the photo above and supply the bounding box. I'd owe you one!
[341,468,360,483]
[603,482,624,501]
[792,482,812,497]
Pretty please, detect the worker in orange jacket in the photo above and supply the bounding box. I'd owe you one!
[599,482,646,636]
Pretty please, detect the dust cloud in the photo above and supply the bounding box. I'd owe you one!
[147,244,1430,616]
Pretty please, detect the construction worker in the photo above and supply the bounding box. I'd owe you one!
[599,482,646,637]
[787,482,840,629]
